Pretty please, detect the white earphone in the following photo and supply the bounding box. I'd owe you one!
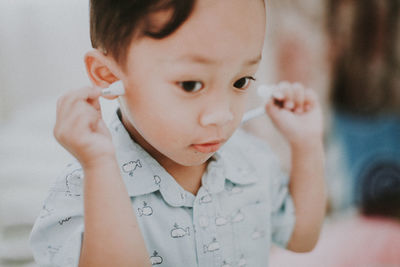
[101,80,125,96]
[241,84,274,124]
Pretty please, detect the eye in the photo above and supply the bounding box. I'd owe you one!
[233,76,256,90]
[177,81,204,93]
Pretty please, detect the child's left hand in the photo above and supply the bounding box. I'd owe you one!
[265,81,323,146]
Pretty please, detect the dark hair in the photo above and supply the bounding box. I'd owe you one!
[357,161,400,220]
[326,0,400,115]
[89,0,196,68]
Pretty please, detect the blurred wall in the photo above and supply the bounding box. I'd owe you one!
[0,1,93,266]
[0,0,91,122]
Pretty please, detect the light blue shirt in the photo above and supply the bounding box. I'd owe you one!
[30,109,295,267]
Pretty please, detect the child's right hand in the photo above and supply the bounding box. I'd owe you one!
[54,86,115,168]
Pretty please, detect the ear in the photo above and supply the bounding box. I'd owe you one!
[84,49,121,99]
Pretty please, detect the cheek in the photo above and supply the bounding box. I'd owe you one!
[232,94,248,118]
[124,87,196,142]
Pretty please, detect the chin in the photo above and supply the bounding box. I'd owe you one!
[176,153,214,167]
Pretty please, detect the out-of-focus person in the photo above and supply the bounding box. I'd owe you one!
[325,0,400,211]
[270,160,400,267]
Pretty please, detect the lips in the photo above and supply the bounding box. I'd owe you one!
[191,141,224,153]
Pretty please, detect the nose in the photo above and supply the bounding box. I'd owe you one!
[199,97,234,127]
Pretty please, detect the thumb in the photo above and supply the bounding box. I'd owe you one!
[265,99,280,121]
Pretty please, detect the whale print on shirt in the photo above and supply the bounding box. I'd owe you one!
[231,209,245,223]
[58,216,72,226]
[251,228,266,240]
[170,223,190,238]
[215,215,229,226]
[122,160,142,176]
[138,201,153,217]
[150,251,163,265]
[153,175,161,187]
[199,194,212,205]
[226,183,243,195]
[237,254,247,267]
[203,238,220,253]
[65,169,83,197]
[47,245,61,261]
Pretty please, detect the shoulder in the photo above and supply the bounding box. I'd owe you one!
[48,160,84,198]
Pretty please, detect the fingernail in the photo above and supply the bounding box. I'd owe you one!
[272,91,284,99]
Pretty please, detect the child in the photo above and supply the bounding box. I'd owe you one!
[30,0,326,266]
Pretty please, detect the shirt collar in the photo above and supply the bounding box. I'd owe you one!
[199,132,259,194]
[108,109,258,206]
[220,143,258,184]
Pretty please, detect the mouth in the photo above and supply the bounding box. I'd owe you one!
[191,140,225,153]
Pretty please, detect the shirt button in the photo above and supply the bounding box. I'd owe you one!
[199,216,209,228]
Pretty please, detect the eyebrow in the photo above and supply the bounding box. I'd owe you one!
[178,54,262,66]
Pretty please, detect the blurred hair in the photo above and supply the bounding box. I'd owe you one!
[326,0,400,114]
[89,0,196,68]
[357,161,400,220]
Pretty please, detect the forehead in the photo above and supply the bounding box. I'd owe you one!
[128,0,266,67]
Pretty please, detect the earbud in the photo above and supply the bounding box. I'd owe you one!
[101,80,125,96]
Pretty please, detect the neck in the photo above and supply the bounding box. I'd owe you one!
[166,162,207,195]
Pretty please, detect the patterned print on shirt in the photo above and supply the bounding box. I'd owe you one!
[199,193,212,205]
[226,183,243,195]
[215,214,229,226]
[47,245,61,262]
[251,228,266,240]
[170,223,190,238]
[203,238,220,253]
[58,216,72,226]
[122,160,142,176]
[65,169,83,197]
[153,175,161,187]
[150,251,163,265]
[138,201,153,217]
[231,209,245,223]
[237,254,247,267]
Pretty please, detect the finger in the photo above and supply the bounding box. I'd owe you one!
[57,87,102,120]
[271,81,289,102]
[58,87,101,114]
[304,88,317,112]
[88,96,101,112]
[292,82,305,113]
[72,86,102,101]
[272,88,285,101]
[70,101,101,129]
[278,81,295,110]
[55,99,100,138]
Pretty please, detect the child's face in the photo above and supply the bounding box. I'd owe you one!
[118,0,266,167]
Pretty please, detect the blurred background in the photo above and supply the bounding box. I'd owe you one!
[0,0,399,266]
